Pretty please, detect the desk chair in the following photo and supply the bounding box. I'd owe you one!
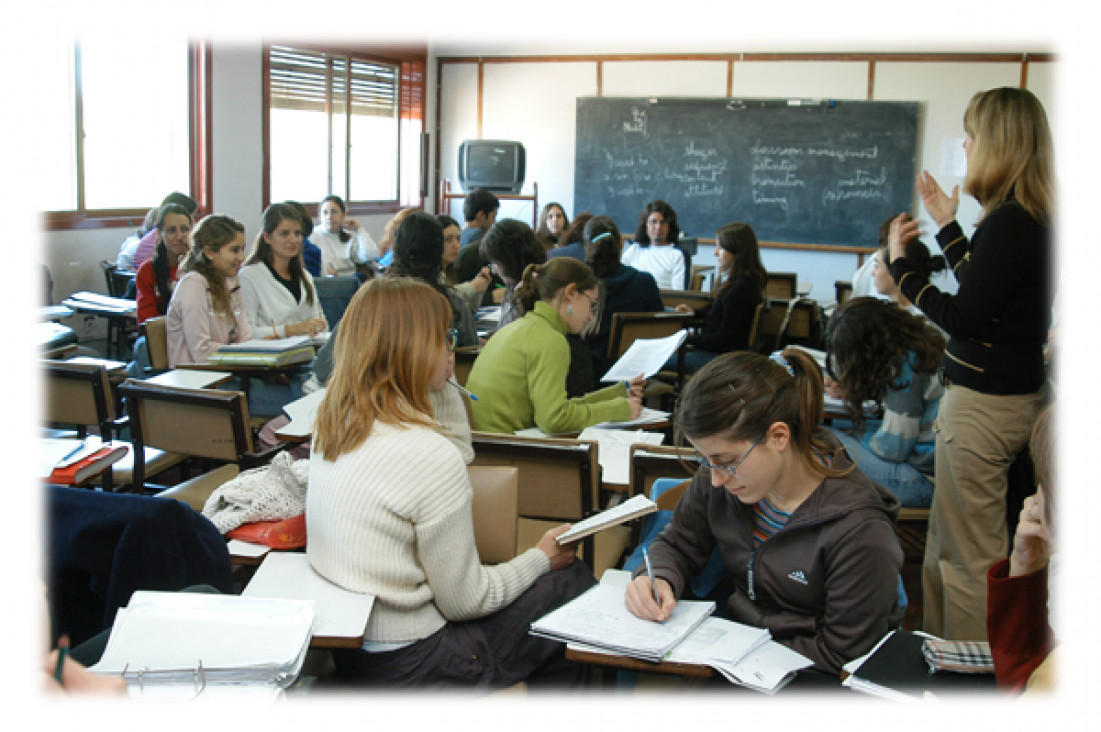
[470,431,628,576]
[626,443,699,549]
[116,379,287,494]
[751,298,819,353]
[43,359,128,490]
[606,311,697,400]
[835,280,853,305]
[659,289,713,314]
[313,275,360,327]
[765,272,798,299]
[468,465,520,564]
[141,316,170,374]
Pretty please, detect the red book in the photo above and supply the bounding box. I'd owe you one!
[48,444,129,485]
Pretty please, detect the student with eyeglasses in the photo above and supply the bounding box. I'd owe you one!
[623,348,904,677]
[307,277,595,688]
[466,257,645,435]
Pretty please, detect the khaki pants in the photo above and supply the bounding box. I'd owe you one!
[921,384,1044,641]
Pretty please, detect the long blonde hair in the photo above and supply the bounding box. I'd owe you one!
[963,87,1054,224]
[313,277,452,460]
[179,214,244,318]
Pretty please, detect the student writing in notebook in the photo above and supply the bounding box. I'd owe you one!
[466,258,644,435]
[623,349,903,676]
[306,277,594,688]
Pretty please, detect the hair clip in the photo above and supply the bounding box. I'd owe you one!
[590,232,613,243]
[769,353,795,377]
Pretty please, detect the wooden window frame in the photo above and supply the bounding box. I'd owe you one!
[262,42,427,218]
[42,41,213,233]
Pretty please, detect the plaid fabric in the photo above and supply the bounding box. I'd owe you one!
[921,638,995,674]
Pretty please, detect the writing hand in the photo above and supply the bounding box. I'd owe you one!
[916,170,959,229]
[624,575,675,623]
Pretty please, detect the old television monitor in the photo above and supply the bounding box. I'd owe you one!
[457,140,526,193]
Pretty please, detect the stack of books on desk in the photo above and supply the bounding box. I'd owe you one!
[40,437,129,485]
[209,336,315,367]
[89,590,315,698]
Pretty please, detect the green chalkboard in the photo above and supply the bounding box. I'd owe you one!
[574,97,920,246]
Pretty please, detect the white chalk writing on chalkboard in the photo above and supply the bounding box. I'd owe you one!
[623,107,647,136]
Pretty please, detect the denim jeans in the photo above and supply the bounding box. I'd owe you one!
[828,427,934,508]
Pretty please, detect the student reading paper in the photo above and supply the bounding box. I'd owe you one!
[306,277,595,688]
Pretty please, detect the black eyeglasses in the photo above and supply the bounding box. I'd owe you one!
[447,328,460,352]
[693,435,763,477]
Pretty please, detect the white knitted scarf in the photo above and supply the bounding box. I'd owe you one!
[201,451,309,533]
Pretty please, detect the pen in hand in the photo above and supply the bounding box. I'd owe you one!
[54,635,69,686]
[642,546,664,624]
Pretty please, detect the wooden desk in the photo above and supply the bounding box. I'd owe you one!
[176,360,312,401]
[147,369,234,390]
[565,645,713,679]
[243,551,374,649]
[61,292,137,360]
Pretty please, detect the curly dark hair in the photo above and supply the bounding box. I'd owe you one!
[634,200,680,246]
[825,297,946,430]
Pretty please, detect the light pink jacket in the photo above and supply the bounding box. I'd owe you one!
[166,271,252,367]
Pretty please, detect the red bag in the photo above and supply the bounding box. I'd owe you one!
[225,513,306,548]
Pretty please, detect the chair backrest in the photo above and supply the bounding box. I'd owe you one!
[469,465,519,564]
[628,443,698,502]
[835,280,853,305]
[470,431,600,568]
[142,316,169,371]
[765,272,798,299]
[117,379,254,489]
[689,271,705,291]
[453,345,481,387]
[752,298,818,353]
[312,275,360,328]
[606,311,697,361]
[100,260,121,297]
[744,301,766,353]
[42,359,116,438]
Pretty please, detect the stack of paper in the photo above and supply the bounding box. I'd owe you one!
[89,590,314,697]
[531,582,714,662]
[601,329,688,382]
[209,336,315,366]
[667,620,812,693]
[556,494,657,544]
[64,291,137,314]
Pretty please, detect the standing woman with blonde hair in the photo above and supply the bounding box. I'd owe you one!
[889,87,1055,641]
[307,277,595,688]
[166,214,251,367]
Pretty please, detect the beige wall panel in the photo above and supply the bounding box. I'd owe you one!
[731,60,869,99]
[601,61,728,97]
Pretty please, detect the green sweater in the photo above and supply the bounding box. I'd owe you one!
[467,301,632,434]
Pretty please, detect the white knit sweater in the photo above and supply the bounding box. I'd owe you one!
[306,393,548,643]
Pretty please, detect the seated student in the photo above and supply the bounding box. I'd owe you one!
[134,203,192,324]
[466,258,644,435]
[670,221,765,373]
[455,188,501,290]
[387,212,478,348]
[116,207,158,271]
[314,194,380,276]
[581,215,663,377]
[479,218,548,329]
[536,201,569,251]
[987,403,1056,693]
[621,200,687,290]
[239,203,328,339]
[623,349,904,676]
[850,216,894,300]
[284,200,322,277]
[306,277,595,688]
[132,191,199,271]
[823,298,945,508]
[546,211,592,262]
[482,219,596,398]
[438,213,491,314]
[375,206,419,270]
[166,214,250,367]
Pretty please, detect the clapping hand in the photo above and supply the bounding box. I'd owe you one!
[916,170,959,229]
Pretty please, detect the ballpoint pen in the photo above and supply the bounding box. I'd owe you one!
[447,378,478,401]
[642,546,663,623]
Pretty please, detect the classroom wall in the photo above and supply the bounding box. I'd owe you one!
[434,53,1057,302]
